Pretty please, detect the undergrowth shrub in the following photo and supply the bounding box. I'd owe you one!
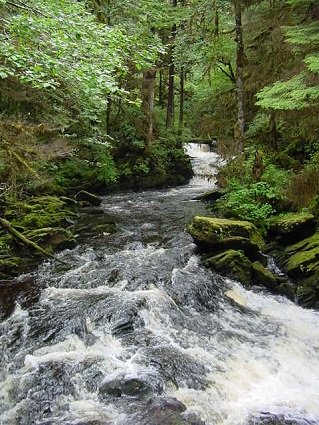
[217,150,292,226]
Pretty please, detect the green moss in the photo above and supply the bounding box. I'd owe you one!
[5,196,75,229]
[251,261,278,289]
[284,232,319,277]
[205,249,252,285]
[267,212,315,235]
[285,248,319,276]
[297,273,319,309]
[188,216,264,249]
[286,232,319,254]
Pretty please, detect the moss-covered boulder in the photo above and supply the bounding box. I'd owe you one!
[297,273,319,309]
[267,213,316,244]
[188,216,264,261]
[284,233,319,277]
[205,249,252,285]
[251,261,278,290]
[279,233,319,309]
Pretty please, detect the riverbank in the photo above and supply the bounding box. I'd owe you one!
[188,197,319,310]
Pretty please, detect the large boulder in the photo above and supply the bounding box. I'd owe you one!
[205,249,252,285]
[281,233,319,309]
[188,216,264,261]
[267,213,316,245]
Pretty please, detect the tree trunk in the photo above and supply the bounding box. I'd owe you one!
[159,69,164,107]
[142,69,157,145]
[166,0,177,128]
[179,68,185,128]
[234,0,245,153]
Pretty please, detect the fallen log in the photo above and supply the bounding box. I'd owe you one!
[0,218,68,265]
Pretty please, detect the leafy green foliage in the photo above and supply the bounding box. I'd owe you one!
[256,74,319,110]
[217,152,292,225]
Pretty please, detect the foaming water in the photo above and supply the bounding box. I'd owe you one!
[0,144,318,425]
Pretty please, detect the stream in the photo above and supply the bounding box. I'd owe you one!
[1,144,319,425]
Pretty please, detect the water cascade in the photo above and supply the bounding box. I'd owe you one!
[1,144,318,425]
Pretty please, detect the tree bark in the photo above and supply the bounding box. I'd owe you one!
[142,69,157,145]
[159,69,164,107]
[166,0,177,128]
[234,0,245,153]
[179,68,185,128]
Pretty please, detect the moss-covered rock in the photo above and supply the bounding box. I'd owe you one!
[267,213,316,244]
[297,273,319,309]
[284,233,319,277]
[188,216,265,265]
[205,249,252,285]
[251,261,278,290]
[276,232,319,309]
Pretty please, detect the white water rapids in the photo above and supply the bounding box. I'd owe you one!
[0,143,318,425]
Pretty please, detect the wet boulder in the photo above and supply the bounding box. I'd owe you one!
[251,261,278,290]
[267,213,316,245]
[193,190,223,203]
[205,250,252,285]
[249,412,317,424]
[281,232,319,309]
[99,374,162,399]
[188,216,264,260]
[138,397,186,425]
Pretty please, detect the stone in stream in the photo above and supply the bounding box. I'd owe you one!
[137,397,205,425]
[99,374,163,399]
[193,189,223,203]
[251,261,278,290]
[205,249,253,285]
[188,216,264,261]
[249,412,317,424]
[188,216,281,292]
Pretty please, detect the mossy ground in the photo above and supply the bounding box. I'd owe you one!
[0,195,76,278]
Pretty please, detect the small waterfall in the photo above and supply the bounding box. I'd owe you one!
[186,142,223,187]
[0,146,318,425]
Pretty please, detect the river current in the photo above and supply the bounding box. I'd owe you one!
[0,144,319,425]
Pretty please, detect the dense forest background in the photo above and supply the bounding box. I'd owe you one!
[0,0,319,276]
